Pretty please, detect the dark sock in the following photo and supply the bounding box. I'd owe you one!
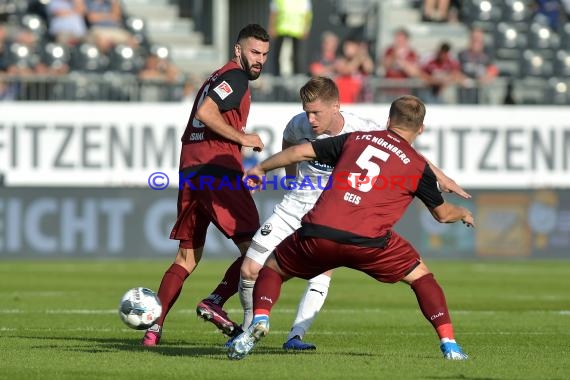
[155,263,189,326]
[205,256,244,307]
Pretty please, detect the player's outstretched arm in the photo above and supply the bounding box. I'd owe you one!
[429,202,475,227]
[245,142,316,188]
[426,160,471,199]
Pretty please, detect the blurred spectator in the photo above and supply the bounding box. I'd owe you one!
[4,27,48,76]
[181,77,197,103]
[2,25,70,100]
[268,0,312,76]
[138,47,184,102]
[381,28,420,79]
[309,30,339,77]
[532,0,561,30]
[422,0,450,22]
[334,36,374,103]
[1,24,16,100]
[419,42,466,104]
[46,0,88,46]
[85,0,137,53]
[458,27,499,104]
[0,23,7,66]
[138,51,182,84]
[561,0,570,21]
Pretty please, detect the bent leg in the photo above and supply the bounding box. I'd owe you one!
[403,262,468,360]
[239,256,264,329]
[197,240,252,336]
[239,213,297,328]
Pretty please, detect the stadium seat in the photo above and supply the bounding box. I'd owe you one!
[527,23,559,52]
[461,0,502,30]
[20,13,46,39]
[559,23,570,49]
[42,42,70,71]
[553,50,570,77]
[494,22,526,60]
[5,42,32,67]
[519,49,553,78]
[124,16,151,51]
[500,0,531,24]
[546,78,569,105]
[70,43,109,73]
[108,44,145,74]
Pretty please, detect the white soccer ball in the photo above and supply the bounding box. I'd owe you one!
[118,287,162,330]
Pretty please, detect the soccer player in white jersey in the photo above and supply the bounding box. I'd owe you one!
[238,76,469,350]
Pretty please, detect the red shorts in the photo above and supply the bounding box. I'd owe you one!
[274,230,420,283]
[169,177,260,249]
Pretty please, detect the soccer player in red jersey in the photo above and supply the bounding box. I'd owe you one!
[228,95,474,360]
[142,24,270,346]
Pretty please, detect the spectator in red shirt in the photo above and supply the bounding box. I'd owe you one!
[420,42,466,103]
[334,36,374,103]
[381,28,420,80]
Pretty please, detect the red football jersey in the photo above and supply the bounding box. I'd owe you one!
[179,60,251,174]
[301,130,444,244]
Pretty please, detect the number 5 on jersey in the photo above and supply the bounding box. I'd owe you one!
[347,145,390,193]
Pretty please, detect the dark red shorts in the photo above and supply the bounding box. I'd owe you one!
[274,230,420,283]
[169,177,260,249]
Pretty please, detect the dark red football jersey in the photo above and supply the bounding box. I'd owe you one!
[179,60,251,173]
[301,130,444,244]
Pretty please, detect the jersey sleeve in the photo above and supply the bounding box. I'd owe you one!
[282,114,304,143]
[207,69,248,112]
[311,133,350,166]
[415,163,445,209]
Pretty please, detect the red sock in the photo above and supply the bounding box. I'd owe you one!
[253,267,283,315]
[436,324,455,341]
[156,263,189,326]
[410,273,454,340]
[205,256,244,307]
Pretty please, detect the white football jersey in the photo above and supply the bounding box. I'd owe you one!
[274,111,385,224]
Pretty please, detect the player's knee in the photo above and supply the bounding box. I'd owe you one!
[240,262,261,281]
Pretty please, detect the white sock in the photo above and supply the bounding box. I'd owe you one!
[239,277,256,329]
[287,274,331,341]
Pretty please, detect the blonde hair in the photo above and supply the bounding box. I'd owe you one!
[300,76,339,105]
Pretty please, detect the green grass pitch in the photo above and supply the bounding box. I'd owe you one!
[1,260,569,379]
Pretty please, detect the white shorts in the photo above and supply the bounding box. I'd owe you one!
[246,211,298,266]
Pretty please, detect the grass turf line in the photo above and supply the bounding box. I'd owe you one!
[1,260,569,379]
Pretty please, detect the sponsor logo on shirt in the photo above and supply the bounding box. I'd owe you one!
[308,160,334,172]
[213,81,233,100]
[260,223,272,236]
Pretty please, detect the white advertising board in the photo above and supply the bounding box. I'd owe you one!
[1,103,568,188]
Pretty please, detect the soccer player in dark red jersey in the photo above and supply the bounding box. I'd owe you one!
[228,95,474,360]
[142,24,270,346]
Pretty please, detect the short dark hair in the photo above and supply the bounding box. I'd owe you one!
[300,76,339,104]
[389,95,426,131]
[236,24,270,43]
